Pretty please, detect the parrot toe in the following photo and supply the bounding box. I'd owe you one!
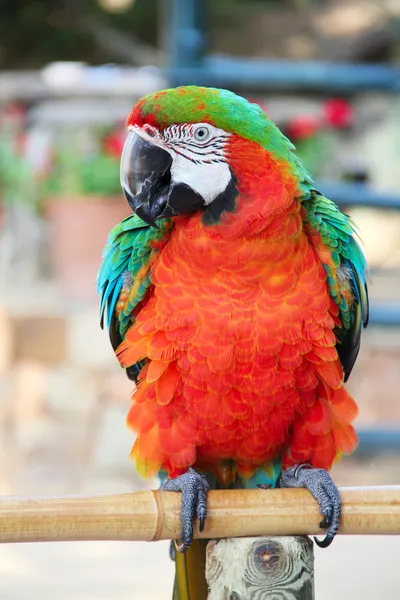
[160,467,210,552]
[279,464,341,548]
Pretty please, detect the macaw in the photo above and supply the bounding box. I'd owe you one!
[98,86,368,598]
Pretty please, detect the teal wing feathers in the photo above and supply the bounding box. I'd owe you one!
[303,190,369,381]
[97,214,172,380]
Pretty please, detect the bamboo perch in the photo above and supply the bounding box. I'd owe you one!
[0,486,399,544]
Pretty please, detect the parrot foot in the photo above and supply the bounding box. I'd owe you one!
[279,464,340,548]
[160,467,210,553]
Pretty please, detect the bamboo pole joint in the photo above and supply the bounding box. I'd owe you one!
[0,486,399,544]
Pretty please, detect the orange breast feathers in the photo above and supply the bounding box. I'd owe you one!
[116,137,358,480]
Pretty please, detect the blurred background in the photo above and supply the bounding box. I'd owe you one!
[1,0,400,598]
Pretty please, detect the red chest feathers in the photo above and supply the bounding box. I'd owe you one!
[123,213,350,479]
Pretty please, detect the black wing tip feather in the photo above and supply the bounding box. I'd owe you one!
[126,361,146,383]
[126,365,140,382]
[363,282,370,328]
[338,329,361,383]
[337,264,369,382]
[99,283,108,330]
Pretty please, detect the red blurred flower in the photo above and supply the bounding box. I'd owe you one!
[286,115,321,141]
[0,102,27,156]
[1,102,27,128]
[102,130,125,158]
[248,98,269,114]
[323,98,354,129]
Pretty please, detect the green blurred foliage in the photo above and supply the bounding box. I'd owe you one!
[43,129,122,199]
[0,127,37,206]
[46,151,121,197]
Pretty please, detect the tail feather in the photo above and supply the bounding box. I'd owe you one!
[173,540,208,600]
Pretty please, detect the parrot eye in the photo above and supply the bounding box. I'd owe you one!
[193,125,211,143]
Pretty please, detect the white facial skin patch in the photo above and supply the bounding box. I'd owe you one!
[130,122,232,205]
[169,153,232,205]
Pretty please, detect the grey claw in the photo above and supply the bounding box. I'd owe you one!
[280,464,341,548]
[199,516,205,533]
[319,516,328,529]
[160,467,210,552]
[314,532,335,548]
[319,505,333,529]
[169,540,175,561]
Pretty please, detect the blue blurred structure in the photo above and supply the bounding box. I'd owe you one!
[358,429,400,455]
[166,0,400,91]
[170,56,400,93]
[166,0,400,455]
[320,182,400,211]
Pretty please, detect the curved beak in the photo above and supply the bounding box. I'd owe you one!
[120,130,206,227]
[120,131,173,227]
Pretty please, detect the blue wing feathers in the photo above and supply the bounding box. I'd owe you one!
[97,214,172,380]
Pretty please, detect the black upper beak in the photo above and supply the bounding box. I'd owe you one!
[120,130,206,227]
[120,131,173,227]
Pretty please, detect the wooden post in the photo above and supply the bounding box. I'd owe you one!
[206,536,314,600]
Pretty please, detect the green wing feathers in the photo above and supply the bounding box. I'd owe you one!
[303,190,369,381]
[97,214,172,380]
[172,541,208,600]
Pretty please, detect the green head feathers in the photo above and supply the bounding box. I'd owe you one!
[127,85,311,186]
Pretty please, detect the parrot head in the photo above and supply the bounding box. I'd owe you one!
[121,86,310,227]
